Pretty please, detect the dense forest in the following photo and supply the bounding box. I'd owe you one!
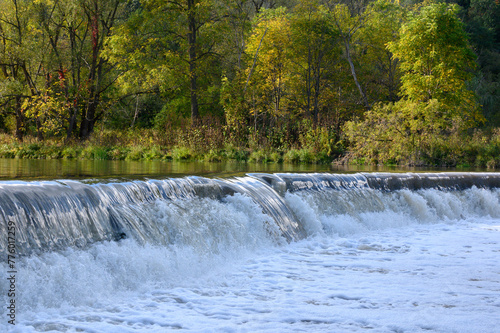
[0,0,499,166]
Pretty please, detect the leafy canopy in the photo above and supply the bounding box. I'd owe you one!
[345,2,482,165]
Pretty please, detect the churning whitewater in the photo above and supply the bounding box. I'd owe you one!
[0,172,499,332]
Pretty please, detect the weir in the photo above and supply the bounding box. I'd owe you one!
[256,172,500,192]
[1,172,500,258]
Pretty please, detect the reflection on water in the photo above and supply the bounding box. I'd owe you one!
[0,158,464,180]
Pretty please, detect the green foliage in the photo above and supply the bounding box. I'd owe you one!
[142,145,165,160]
[61,147,80,159]
[283,147,330,164]
[109,147,131,160]
[105,0,229,124]
[299,124,335,157]
[358,0,404,102]
[15,144,42,159]
[125,146,146,161]
[0,0,126,141]
[283,149,301,163]
[22,87,71,137]
[0,144,16,159]
[388,3,481,123]
[461,0,500,125]
[346,3,483,165]
[38,145,62,159]
[81,146,111,160]
[345,99,468,165]
[288,2,344,122]
[203,149,224,162]
[249,150,281,163]
[223,143,249,161]
[244,7,293,119]
[221,76,248,135]
[171,146,194,161]
[0,0,498,168]
[154,98,190,130]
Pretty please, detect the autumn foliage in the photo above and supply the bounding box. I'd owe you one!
[0,0,499,166]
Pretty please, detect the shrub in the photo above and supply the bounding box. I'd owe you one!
[283,149,301,163]
[61,147,79,159]
[81,145,110,160]
[223,143,249,161]
[249,150,268,163]
[142,145,165,160]
[300,124,335,157]
[109,147,130,160]
[171,146,193,160]
[39,145,62,159]
[0,144,15,158]
[126,146,145,161]
[204,149,224,162]
[269,152,282,163]
[299,149,314,163]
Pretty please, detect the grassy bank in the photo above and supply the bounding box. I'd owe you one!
[0,126,338,164]
[0,142,332,164]
[342,128,500,169]
[1,126,500,169]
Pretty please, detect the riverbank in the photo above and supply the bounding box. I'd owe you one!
[0,139,333,164]
[1,127,499,168]
[0,128,338,164]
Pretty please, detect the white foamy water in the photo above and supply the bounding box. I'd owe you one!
[1,178,500,332]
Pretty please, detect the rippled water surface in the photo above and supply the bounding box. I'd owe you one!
[0,158,454,180]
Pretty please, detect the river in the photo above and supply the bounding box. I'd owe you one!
[0,160,499,332]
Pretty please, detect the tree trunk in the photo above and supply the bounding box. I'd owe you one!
[312,47,325,126]
[343,37,369,109]
[244,28,267,94]
[36,118,44,141]
[66,26,79,141]
[306,44,312,120]
[313,70,321,125]
[15,97,23,142]
[66,106,78,141]
[80,99,98,140]
[330,4,370,110]
[187,0,199,125]
[80,0,100,139]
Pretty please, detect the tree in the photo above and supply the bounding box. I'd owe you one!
[34,0,125,140]
[76,0,124,139]
[389,3,477,110]
[107,0,230,126]
[0,0,43,141]
[459,0,500,124]
[327,0,371,109]
[0,0,125,141]
[243,7,293,127]
[357,0,403,103]
[288,0,341,125]
[345,3,482,165]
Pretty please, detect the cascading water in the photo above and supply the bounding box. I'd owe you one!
[2,172,500,258]
[0,175,309,258]
[1,172,500,332]
[279,172,500,237]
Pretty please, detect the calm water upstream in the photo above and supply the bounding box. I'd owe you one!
[0,158,462,180]
[1,159,499,332]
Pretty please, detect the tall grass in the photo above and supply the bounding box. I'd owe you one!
[2,125,499,167]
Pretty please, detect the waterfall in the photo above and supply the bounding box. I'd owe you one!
[1,172,500,258]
